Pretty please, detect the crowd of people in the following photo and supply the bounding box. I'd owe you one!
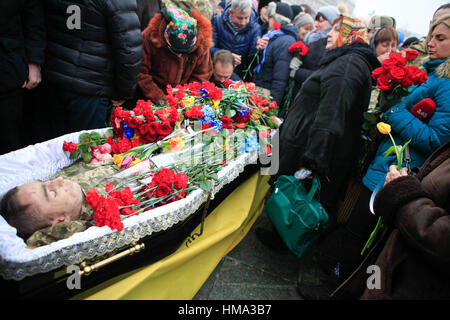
[0,0,450,300]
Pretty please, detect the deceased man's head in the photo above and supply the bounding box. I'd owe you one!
[0,177,83,239]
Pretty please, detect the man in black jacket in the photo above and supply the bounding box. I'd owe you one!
[0,0,45,155]
[41,0,143,138]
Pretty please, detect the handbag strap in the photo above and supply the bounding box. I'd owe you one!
[306,177,320,202]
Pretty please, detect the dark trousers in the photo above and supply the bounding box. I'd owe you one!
[42,84,110,139]
[345,186,377,240]
[0,89,25,155]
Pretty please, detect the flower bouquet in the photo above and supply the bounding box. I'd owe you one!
[63,130,114,163]
[61,81,280,232]
[357,50,427,178]
[364,50,428,131]
[281,40,309,118]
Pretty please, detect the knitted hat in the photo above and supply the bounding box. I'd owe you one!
[335,14,369,48]
[258,0,278,13]
[293,12,314,28]
[317,6,340,24]
[163,4,198,53]
[367,15,396,30]
[267,1,293,25]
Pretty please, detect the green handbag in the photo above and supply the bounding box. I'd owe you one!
[264,175,328,258]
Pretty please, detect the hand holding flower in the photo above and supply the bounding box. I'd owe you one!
[384,165,408,186]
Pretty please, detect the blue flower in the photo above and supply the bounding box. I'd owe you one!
[200,88,209,98]
[238,134,260,153]
[209,120,223,131]
[237,107,249,118]
[123,123,135,140]
[201,106,215,124]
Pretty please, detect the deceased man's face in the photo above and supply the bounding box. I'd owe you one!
[16,177,83,230]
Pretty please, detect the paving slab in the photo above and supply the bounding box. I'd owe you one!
[194,213,303,300]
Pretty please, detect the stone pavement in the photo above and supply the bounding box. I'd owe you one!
[193,212,303,300]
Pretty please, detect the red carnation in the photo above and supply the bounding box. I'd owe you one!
[209,87,223,101]
[288,41,309,56]
[185,105,204,119]
[118,187,140,206]
[118,138,132,153]
[169,106,180,125]
[86,188,103,211]
[224,79,234,89]
[245,82,256,92]
[273,21,281,31]
[93,197,124,232]
[63,141,78,154]
[156,122,173,137]
[220,115,233,129]
[234,114,250,123]
[152,167,176,185]
[154,183,173,198]
[174,173,189,189]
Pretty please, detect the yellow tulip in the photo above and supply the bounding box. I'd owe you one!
[130,159,142,167]
[377,122,391,135]
[113,154,124,168]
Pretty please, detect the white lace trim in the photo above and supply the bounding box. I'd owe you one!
[0,129,259,280]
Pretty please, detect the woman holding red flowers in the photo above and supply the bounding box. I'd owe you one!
[363,14,450,196]
[256,14,381,299]
[291,14,450,301]
[138,4,213,105]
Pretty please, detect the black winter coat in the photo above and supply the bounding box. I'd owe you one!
[254,24,298,106]
[42,0,143,100]
[292,37,327,88]
[0,0,46,93]
[275,43,380,211]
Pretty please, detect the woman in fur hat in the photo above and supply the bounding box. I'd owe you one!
[138,4,213,104]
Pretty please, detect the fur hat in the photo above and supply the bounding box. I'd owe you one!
[367,15,396,30]
[163,4,198,53]
[267,1,293,25]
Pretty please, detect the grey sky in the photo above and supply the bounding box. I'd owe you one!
[353,0,447,36]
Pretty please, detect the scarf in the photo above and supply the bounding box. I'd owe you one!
[253,29,285,73]
[334,14,368,48]
[304,27,330,46]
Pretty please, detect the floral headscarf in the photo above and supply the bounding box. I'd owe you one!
[335,14,369,48]
[163,4,198,53]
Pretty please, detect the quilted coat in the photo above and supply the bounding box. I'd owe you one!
[363,58,450,192]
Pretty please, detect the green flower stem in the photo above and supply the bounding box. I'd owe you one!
[361,216,383,256]
[388,132,402,171]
